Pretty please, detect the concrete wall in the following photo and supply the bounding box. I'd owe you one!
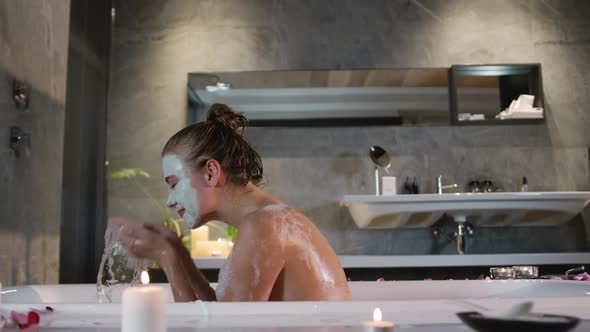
[108,0,590,255]
[0,0,70,285]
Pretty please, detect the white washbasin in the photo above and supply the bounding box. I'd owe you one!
[341,192,590,229]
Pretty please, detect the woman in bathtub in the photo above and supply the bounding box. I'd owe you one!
[109,104,351,302]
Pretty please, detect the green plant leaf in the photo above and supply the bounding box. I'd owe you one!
[109,168,151,181]
[227,225,238,242]
[181,235,191,249]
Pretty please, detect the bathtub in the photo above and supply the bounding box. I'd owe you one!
[3,280,590,303]
[2,280,590,331]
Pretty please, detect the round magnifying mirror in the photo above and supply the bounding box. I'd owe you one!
[369,145,391,169]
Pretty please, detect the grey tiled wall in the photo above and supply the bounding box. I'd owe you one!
[108,0,590,255]
[0,0,70,285]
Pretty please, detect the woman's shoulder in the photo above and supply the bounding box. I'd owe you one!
[259,203,290,214]
[244,203,288,224]
[240,203,301,235]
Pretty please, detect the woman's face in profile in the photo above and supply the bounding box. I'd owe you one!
[162,153,202,228]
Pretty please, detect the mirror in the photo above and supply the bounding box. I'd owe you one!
[449,64,544,125]
[188,68,450,126]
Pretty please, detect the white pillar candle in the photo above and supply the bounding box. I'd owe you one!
[191,240,210,258]
[191,226,209,258]
[213,238,231,257]
[122,271,166,332]
[191,225,209,242]
[363,308,394,332]
[192,238,232,258]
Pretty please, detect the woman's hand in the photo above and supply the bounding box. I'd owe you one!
[108,218,183,265]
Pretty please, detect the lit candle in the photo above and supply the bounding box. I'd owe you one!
[363,308,394,332]
[191,225,209,242]
[215,238,231,257]
[190,226,209,258]
[192,238,232,258]
[122,271,166,332]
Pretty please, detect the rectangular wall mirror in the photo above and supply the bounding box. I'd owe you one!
[449,64,544,125]
[188,68,450,126]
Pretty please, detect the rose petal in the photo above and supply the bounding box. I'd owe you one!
[27,311,40,325]
[11,311,28,326]
[572,272,590,281]
[9,310,42,329]
[29,306,54,315]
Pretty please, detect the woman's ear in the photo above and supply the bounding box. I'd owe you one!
[204,159,222,186]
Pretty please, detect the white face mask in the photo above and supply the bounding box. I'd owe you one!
[162,154,200,228]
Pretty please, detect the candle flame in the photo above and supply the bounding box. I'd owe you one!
[141,270,150,285]
[373,308,382,322]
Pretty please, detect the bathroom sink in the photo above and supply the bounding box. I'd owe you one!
[341,192,590,229]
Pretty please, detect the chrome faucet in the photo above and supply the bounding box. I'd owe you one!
[451,222,474,255]
[436,175,458,194]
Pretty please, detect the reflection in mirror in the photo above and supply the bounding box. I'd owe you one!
[188,68,450,126]
[449,64,544,125]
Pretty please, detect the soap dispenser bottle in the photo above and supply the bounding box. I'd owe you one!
[411,177,420,194]
[402,177,412,194]
[521,176,528,192]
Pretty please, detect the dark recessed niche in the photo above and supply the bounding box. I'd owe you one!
[449,64,544,126]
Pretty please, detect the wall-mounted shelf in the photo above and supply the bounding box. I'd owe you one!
[449,64,545,126]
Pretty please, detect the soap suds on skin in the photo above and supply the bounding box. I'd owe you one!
[162,154,200,228]
[262,205,337,290]
[216,204,337,300]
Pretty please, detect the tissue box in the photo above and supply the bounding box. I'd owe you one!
[382,176,397,195]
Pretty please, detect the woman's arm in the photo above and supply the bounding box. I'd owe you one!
[153,226,216,301]
[109,218,216,302]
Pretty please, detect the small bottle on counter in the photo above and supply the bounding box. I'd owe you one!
[402,177,412,194]
[411,177,419,194]
[521,176,528,192]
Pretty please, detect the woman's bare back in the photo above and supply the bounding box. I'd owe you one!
[216,204,351,301]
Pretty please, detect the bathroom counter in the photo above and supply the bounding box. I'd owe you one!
[194,252,590,269]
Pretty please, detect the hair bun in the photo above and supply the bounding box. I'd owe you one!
[207,103,247,130]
